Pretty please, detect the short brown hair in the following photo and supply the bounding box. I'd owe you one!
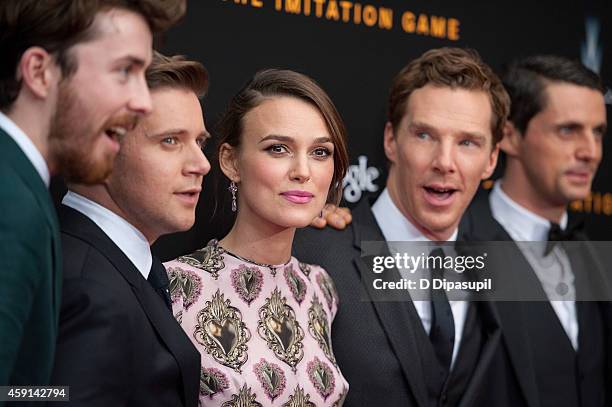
[217,69,349,205]
[146,51,208,97]
[387,47,510,145]
[0,0,186,110]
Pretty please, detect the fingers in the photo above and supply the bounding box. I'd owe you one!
[324,204,348,230]
[310,215,327,229]
[337,206,352,224]
[309,205,354,230]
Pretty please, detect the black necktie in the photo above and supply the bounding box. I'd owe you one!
[545,218,584,255]
[429,247,455,378]
[148,256,172,311]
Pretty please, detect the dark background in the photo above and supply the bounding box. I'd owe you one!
[54,0,612,260]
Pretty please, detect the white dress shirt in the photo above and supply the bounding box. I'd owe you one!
[372,188,468,367]
[62,191,152,279]
[0,111,50,187]
[490,181,579,350]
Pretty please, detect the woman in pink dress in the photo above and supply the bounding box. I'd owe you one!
[165,69,349,406]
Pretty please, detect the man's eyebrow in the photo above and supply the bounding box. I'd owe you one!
[459,132,487,142]
[555,121,583,130]
[408,121,437,133]
[117,55,147,69]
[409,121,488,140]
[146,128,184,138]
[147,129,212,139]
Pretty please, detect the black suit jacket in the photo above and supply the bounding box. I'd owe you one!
[50,205,200,407]
[294,199,502,407]
[460,189,612,407]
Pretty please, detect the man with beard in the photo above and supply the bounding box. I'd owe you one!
[50,52,209,406]
[461,55,610,407]
[294,48,509,406]
[0,0,184,390]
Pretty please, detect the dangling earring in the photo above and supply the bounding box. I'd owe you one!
[320,210,323,218]
[228,181,238,212]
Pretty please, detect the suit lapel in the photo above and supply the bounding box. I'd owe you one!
[59,205,199,406]
[461,191,542,407]
[351,201,429,407]
[564,235,612,299]
[493,302,541,407]
[454,235,504,407]
[0,128,62,323]
[457,300,502,407]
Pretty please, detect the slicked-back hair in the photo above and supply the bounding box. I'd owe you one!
[387,47,510,146]
[216,69,349,205]
[146,51,208,97]
[0,0,186,111]
[502,55,605,134]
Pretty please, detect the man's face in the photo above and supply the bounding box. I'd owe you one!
[105,87,211,242]
[384,84,499,240]
[49,8,153,184]
[511,82,606,206]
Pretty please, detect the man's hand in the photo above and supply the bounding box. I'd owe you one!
[310,204,352,230]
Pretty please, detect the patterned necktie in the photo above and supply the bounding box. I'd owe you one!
[429,247,455,377]
[148,256,172,311]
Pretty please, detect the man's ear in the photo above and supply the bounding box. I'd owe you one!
[383,121,398,164]
[499,121,522,158]
[482,142,500,180]
[18,47,60,100]
[219,143,240,182]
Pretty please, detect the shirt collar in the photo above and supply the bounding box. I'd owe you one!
[0,111,50,187]
[489,180,568,242]
[372,188,458,242]
[62,191,152,279]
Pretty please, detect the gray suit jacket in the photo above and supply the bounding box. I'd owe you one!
[294,199,502,407]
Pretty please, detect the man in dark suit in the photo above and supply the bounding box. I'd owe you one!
[461,55,610,407]
[50,52,210,406]
[0,0,183,391]
[294,48,510,406]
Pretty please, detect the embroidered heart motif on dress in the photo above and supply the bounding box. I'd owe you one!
[231,265,263,305]
[307,357,335,400]
[284,264,307,304]
[316,273,336,310]
[253,359,287,401]
[266,316,295,351]
[200,367,229,397]
[206,319,239,356]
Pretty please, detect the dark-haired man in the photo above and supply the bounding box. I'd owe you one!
[461,55,610,407]
[294,47,508,406]
[50,52,209,406]
[0,0,184,389]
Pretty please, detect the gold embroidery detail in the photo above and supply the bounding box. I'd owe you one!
[298,262,312,279]
[176,241,225,279]
[308,294,336,366]
[258,288,304,372]
[221,384,262,407]
[194,290,250,372]
[282,386,315,407]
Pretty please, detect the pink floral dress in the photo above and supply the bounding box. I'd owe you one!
[164,240,348,406]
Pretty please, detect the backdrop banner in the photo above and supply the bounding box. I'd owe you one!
[52,1,611,259]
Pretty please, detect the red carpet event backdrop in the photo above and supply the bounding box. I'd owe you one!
[82,0,610,259]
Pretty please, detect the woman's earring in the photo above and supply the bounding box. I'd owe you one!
[229,181,238,212]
